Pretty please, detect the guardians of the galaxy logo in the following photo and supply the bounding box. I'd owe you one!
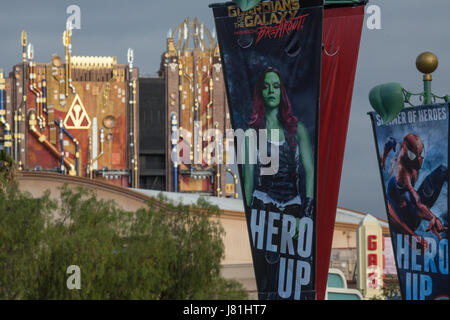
[229,0,306,43]
[228,0,301,20]
[255,14,309,44]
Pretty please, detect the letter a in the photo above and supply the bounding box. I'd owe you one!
[366,5,381,30]
[66,265,81,290]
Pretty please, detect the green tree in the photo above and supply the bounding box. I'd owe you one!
[369,275,402,300]
[0,150,15,185]
[0,178,248,300]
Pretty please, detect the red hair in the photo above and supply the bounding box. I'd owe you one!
[249,68,298,148]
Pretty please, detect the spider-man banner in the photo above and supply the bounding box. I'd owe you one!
[370,103,449,300]
[212,0,323,300]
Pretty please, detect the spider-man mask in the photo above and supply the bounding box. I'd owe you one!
[402,134,425,170]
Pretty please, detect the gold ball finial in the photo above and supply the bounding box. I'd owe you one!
[416,52,438,75]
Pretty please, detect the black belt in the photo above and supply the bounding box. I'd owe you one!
[251,197,304,218]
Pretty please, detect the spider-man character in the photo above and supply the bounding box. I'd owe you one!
[382,134,448,249]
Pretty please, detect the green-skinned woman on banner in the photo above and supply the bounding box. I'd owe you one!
[243,68,314,218]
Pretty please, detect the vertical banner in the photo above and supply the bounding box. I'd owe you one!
[212,0,323,300]
[369,104,449,300]
[316,4,365,300]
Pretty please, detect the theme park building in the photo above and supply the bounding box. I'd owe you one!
[0,28,139,188]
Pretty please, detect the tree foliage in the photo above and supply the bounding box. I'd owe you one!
[0,150,16,185]
[0,176,248,300]
[368,275,402,300]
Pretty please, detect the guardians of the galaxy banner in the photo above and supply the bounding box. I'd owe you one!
[211,0,323,300]
[370,104,449,300]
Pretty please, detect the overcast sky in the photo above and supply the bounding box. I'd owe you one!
[0,0,449,220]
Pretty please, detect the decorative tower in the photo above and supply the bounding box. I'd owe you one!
[1,25,140,188]
[161,18,235,197]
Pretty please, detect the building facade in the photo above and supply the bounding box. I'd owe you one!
[159,18,237,197]
[0,29,139,188]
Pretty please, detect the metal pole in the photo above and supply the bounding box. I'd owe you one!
[423,76,432,105]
